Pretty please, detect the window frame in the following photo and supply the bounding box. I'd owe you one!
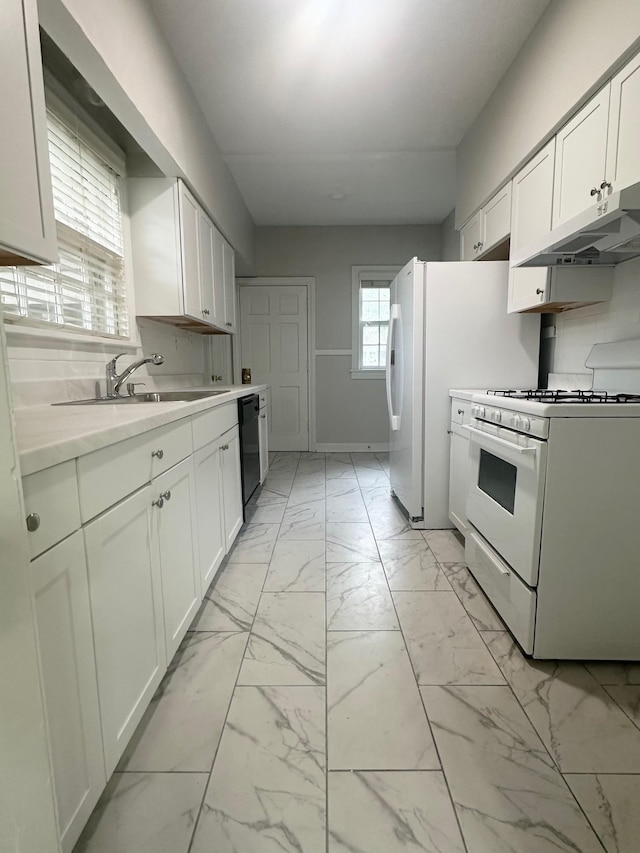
[1,76,139,350]
[350,265,400,380]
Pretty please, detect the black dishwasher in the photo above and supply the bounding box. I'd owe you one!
[238,394,260,511]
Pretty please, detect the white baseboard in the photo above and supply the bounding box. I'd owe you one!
[315,442,390,452]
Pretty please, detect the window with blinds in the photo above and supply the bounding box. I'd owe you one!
[0,108,129,338]
[351,267,399,375]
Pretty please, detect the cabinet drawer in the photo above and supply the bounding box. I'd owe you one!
[77,419,193,521]
[450,399,472,426]
[191,401,237,451]
[22,460,81,559]
[465,527,536,654]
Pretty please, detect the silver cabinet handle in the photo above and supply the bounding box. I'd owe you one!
[457,408,464,415]
[590,186,601,197]
[152,491,171,509]
[477,241,483,249]
[225,322,232,327]
[152,449,164,459]
[536,288,544,295]
[600,180,612,191]
[26,512,41,532]
[202,308,210,316]
[472,242,478,250]
[260,414,266,419]
[221,443,229,451]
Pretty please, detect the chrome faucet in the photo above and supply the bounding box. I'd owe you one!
[105,353,164,397]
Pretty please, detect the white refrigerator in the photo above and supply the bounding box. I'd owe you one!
[386,258,540,528]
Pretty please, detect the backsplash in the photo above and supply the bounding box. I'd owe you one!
[551,256,640,381]
[7,318,210,407]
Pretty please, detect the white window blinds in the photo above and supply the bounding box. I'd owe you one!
[0,108,129,337]
[358,275,392,369]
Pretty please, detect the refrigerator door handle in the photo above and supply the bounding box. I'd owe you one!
[386,304,401,430]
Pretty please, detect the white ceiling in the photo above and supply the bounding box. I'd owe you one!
[147,0,550,227]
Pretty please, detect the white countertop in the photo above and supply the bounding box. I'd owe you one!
[448,388,481,401]
[15,384,267,477]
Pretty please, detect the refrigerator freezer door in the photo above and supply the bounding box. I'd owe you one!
[388,258,424,521]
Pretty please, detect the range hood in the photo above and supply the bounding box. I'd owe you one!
[513,182,640,267]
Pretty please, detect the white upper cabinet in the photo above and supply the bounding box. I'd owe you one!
[552,86,611,228]
[0,0,57,265]
[129,177,235,333]
[223,237,237,331]
[511,140,555,260]
[460,211,482,260]
[460,184,511,261]
[508,266,612,314]
[606,51,640,195]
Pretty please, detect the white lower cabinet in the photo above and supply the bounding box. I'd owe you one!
[30,531,106,853]
[448,399,472,535]
[221,425,244,550]
[154,457,201,659]
[259,402,269,482]
[194,441,226,591]
[83,486,166,776]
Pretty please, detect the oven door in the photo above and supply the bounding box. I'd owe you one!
[465,421,547,586]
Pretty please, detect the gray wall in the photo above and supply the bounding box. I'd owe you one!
[440,210,459,262]
[38,0,255,267]
[456,0,640,227]
[254,226,441,447]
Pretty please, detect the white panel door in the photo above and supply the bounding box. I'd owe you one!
[153,457,201,661]
[194,441,225,591]
[239,284,309,451]
[511,139,555,259]
[553,86,610,228]
[30,532,106,853]
[84,487,166,776]
[606,51,640,194]
[221,426,244,551]
[178,183,201,320]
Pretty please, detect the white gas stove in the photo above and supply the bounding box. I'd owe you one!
[462,338,640,660]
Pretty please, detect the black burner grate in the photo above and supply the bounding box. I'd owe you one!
[487,389,640,404]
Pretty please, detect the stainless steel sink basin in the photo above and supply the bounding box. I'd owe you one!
[53,389,230,405]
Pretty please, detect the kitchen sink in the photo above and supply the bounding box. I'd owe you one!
[53,389,230,405]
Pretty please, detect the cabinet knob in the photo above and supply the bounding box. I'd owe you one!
[202,309,210,316]
[536,288,544,295]
[477,241,483,249]
[590,186,601,197]
[152,496,164,509]
[225,322,232,327]
[152,449,164,459]
[600,180,612,192]
[221,443,229,451]
[472,242,478,250]
[457,408,464,415]
[26,512,41,532]
[260,414,266,419]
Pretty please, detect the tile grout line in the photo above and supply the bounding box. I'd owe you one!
[185,453,297,852]
[376,524,471,853]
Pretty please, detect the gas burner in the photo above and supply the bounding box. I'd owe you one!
[488,389,640,404]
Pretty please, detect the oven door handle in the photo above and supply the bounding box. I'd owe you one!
[462,424,538,455]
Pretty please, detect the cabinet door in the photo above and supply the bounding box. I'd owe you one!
[212,226,227,329]
[259,406,269,483]
[606,52,640,194]
[553,86,610,228]
[460,212,482,261]
[0,0,57,264]
[221,426,244,550]
[222,238,237,331]
[30,532,106,853]
[153,457,201,660]
[507,267,550,313]
[198,209,215,324]
[194,441,225,591]
[179,184,202,320]
[448,425,470,535]
[481,183,511,255]
[511,140,555,260]
[84,487,166,776]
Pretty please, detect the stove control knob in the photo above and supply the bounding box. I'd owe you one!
[521,417,531,431]
[473,406,485,419]
[512,414,522,429]
[493,411,502,423]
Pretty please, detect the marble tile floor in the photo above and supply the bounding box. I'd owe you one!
[74,451,640,853]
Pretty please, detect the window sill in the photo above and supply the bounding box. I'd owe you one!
[350,369,386,380]
[4,318,138,352]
